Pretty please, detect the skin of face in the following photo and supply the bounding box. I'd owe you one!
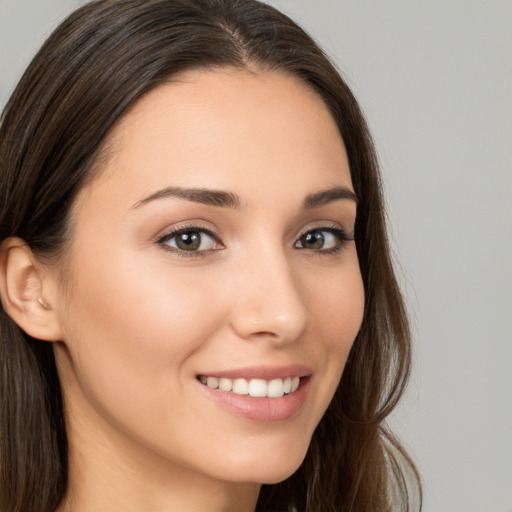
[48,69,365,511]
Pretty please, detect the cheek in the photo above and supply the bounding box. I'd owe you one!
[297,253,365,415]
[69,248,220,344]
[59,250,227,416]
[307,259,365,354]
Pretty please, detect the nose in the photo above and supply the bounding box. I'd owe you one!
[228,247,310,345]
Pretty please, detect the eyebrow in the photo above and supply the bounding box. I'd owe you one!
[303,186,358,209]
[132,185,357,210]
[132,187,241,209]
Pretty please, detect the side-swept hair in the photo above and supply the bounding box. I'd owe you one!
[0,1,421,511]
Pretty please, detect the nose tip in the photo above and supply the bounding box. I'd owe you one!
[229,260,309,345]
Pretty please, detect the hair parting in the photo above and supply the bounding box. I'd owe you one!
[0,1,421,511]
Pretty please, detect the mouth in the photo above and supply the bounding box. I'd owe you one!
[196,365,312,421]
[198,375,301,398]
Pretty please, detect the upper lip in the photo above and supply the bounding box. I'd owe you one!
[197,364,313,381]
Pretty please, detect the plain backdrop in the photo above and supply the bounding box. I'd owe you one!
[1,1,511,511]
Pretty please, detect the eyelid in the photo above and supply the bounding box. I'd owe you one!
[156,223,217,243]
[154,221,354,258]
[294,224,355,252]
[156,223,224,256]
[296,223,353,240]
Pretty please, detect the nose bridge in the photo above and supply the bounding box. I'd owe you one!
[230,238,309,344]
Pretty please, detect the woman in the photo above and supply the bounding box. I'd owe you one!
[0,1,421,511]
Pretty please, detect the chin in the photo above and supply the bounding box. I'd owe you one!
[215,440,309,485]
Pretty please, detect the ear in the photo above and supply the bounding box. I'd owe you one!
[0,237,63,342]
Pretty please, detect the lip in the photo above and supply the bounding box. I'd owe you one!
[197,364,312,381]
[196,365,313,422]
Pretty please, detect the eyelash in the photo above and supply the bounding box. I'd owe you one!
[295,225,354,256]
[156,224,354,258]
[157,224,220,258]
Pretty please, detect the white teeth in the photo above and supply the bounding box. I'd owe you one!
[200,375,302,398]
[248,379,267,397]
[267,379,285,398]
[232,378,249,395]
[218,378,232,392]
[206,376,218,388]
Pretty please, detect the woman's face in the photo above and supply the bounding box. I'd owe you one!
[52,70,364,488]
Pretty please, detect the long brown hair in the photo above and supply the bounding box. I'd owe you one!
[0,1,421,511]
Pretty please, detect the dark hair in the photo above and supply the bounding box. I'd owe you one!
[0,1,421,511]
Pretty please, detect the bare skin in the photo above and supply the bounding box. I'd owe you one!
[2,69,364,511]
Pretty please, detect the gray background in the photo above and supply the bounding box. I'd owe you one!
[1,1,511,511]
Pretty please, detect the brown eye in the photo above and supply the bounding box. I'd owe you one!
[160,229,217,252]
[298,231,326,250]
[175,231,202,250]
[295,228,348,251]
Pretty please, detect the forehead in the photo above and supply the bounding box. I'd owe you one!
[76,69,352,212]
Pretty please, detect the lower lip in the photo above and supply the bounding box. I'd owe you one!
[198,377,311,422]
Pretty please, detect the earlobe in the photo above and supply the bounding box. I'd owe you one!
[0,237,63,342]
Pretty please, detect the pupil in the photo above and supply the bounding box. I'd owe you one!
[305,232,324,249]
[177,232,200,250]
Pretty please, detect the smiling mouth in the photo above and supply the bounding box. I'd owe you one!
[198,375,301,398]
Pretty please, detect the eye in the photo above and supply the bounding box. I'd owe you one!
[294,227,351,252]
[158,227,221,253]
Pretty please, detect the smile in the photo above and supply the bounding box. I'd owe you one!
[198,375,301,398]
